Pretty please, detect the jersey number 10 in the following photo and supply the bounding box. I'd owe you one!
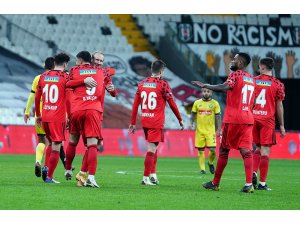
[43,84,58,103]
[141,91,157,110]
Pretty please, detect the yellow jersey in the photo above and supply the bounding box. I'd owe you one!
[25,75,43,116]
[191,98,221,134]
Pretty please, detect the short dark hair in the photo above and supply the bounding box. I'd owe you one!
[76,51,91,63]
[44,57,55,70]
[259,57,274,70]
[151,60,166,74]
[54,53,70,66]
[238,52,251,67]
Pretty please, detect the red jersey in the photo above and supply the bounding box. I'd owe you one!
[130,77,182,129]
[35,70,68,122]
[68,64,104,114]
[223,70,255,125]
[253,74,285,127]
[100,67,117,108]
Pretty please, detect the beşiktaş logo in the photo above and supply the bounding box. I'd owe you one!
[293,27,300,45]
[178,23,193,42]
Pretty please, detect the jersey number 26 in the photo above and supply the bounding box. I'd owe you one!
[141,91,157,110]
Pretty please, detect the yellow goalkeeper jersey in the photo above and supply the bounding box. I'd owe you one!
[191,98,221,134]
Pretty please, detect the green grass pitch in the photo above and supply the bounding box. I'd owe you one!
[0,154,299,210]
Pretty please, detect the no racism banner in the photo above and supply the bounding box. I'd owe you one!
[177,22,300,47]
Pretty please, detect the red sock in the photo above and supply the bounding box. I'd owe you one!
[150,151,158,174]
[47,151,60,179]
[65,142,77,170]
[242,151,253,184]
[253,149,261,173]
[144,152,155,176]
[80,150,88,173]
[259,155,269,183]
[87,145,98,175]
[44,145,52,167]
[213,151,229,185]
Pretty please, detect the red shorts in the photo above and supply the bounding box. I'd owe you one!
[221,123,253,150]
[253,120,276,146]
[70,110,102,139]
[42,122,66,142]
[143,128,164,143]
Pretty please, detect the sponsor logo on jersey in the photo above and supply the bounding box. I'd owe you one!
[198,110,212,115]
[243,76,254,84]
[256,80,272,86]
[80,69,96,75]
[44,76,59,82]
[143,82,157,88]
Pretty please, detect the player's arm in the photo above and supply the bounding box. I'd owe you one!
[276,100,285,138]
[129,91,141,134]
[66,77,97,88]
[215,113,222,137]
[24,91,35,123]
[214,101,222,136]
[191,81,230,92]
[167,97,184,129]
[104,77,117,97]
[34,84,42,126]
[190,112,196,130]
[24,76,39,123]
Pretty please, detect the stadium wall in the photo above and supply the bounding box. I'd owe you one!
[0,125,299,160]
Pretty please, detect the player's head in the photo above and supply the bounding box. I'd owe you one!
[76,51,92,65]
[230,52,251,71]
[201,87,212,100]
[151,60,166,78]
[259,57,274,75]
[54,53,70,70]
[92,51,104,68]
[44,57,55,71]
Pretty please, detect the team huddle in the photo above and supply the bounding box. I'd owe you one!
[191,53,285,193]
[24,51,285,192]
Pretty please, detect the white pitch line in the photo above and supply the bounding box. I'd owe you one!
[115,171,300,183]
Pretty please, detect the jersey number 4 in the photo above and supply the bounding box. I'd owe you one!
[43,84,58,103]
[141,91,157,110]
[255,89,266,108]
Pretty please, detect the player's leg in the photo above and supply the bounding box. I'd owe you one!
[202,123,229,191]
[149,129,163,185]
[252,121,262,188]
[76,148,89,187]
[34,134,46,177]
[142,141,158,186]
[34,122,47,177]
[206,133,217,174]
[59,142,66,169]
[197,148,206,174]
[195,132,206,174]
[65,111,82,179]
[84,137,99,188]
[257,146,272,190]
[45,141,62,183]
[208,147,216,174]
[239,125,255,193]
[257,126,275,191]
[44,122,66,183]
[65,133,80,180]
[83,110,102,188]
